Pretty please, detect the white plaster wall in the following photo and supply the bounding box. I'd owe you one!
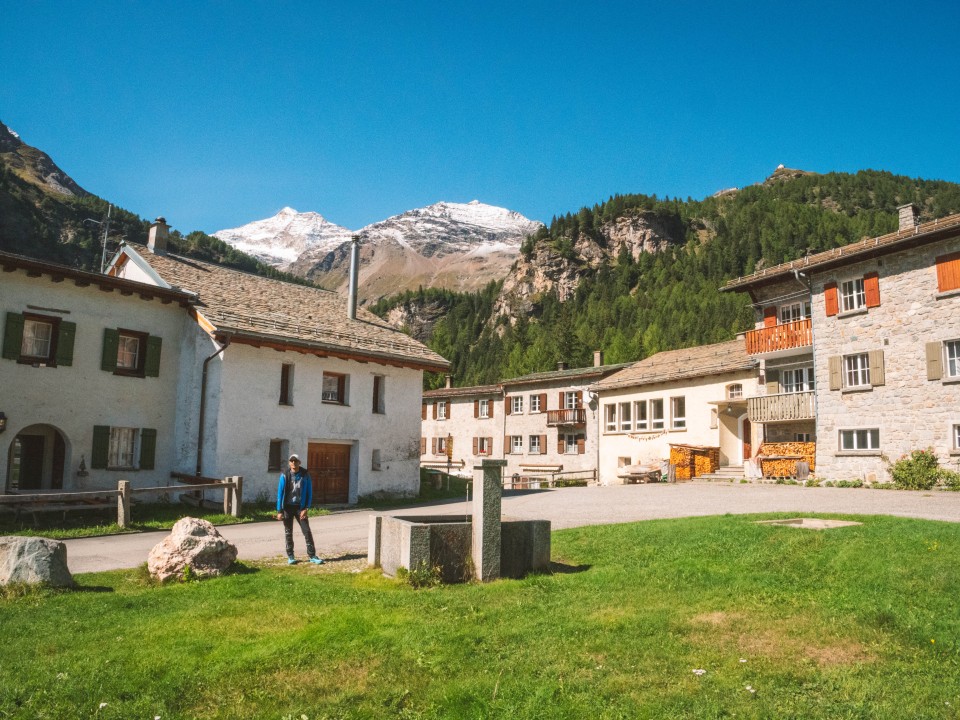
[597,370,759,485]
[208,344,424,501]
[421,394,503,474]
[0,269,189,490]
[810,236,960,480]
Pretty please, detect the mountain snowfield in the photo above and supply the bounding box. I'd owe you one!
[214,200,543,302]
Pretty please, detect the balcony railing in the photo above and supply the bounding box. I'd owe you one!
[747,391,815,423]
[744,319,812,355]
[547,408,586,426]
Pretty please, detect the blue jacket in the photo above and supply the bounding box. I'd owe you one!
[276,468,313,512]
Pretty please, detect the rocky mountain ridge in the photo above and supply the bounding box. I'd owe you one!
[1,121,90,198]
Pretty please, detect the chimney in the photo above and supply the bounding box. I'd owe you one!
[347,235,360,320]
[557,361,568,371]
[897,203,919,232]
[147,217,169,254]
[445,374,453,389]
[593,350,604,367]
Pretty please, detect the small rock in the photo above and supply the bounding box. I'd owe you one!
[0,536,75,587]
[147,517,237,582]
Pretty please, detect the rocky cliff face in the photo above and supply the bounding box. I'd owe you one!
[0,121,90,198]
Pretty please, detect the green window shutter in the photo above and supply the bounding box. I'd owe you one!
[2,313,24,360]
[139,428,157,470]
[55,321,76,367]
[926,342,943,381]
[91,426,110,469]
[144,335,162,377]
[828,356,842,390]
[868,350,885,387]
[101,328,119,372]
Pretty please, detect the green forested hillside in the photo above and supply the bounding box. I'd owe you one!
[374,169,960,389]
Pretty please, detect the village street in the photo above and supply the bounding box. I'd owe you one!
[64,482,960,574]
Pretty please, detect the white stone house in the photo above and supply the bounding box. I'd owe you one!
[1,250,195,492]
[723,205,960,480]
[421,353,631,482]
[593,340,760,485]
[107,220,449,502]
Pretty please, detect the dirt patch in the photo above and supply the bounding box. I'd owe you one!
[262,552,368,574]
[691,611,746,627]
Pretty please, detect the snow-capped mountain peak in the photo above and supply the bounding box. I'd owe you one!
[213,207,352,266]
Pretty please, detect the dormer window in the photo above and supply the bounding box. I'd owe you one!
[726,384,743,400]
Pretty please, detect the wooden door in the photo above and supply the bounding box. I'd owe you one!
[307,443,351,504]
[742,419,752,462]
[18,436,45,490]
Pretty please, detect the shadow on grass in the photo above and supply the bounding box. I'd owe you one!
[73,585,114,593]
[549,561,592,574]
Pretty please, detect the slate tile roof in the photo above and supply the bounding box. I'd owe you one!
[133,250,449,372]
[500,362,633,388]
[595,339,755,390]
[722,212,960,292]
[423,384,502,399]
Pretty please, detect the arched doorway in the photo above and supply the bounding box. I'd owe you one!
[739,415,752,463]
[5,424,68,493]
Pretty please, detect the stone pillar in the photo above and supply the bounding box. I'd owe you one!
[117,480,130,528]
[367,514,383,568]
[472,459,505,581]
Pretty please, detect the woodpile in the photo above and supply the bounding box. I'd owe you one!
[757,442,816,478]
[670,444,720,481]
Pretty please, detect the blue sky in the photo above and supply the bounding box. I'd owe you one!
[2,1,959,234]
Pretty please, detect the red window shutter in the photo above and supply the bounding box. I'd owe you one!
[539,435,547,454]
[763,306,777,327]
[431,437,437,455]
[936,252,960,292]
[421,403,427,420]
[504,435,510,453]
[557,437,565,454]
[576,391,583,408]
[558,392,564,409]
[489,399,494,418]
[472,437,479,455]
[505,397,512,415]
[824,282,839,316]
[474,400,479,418]
[577,437,585,454]
[432,402,437,419]
[539,392,547,410]
[420,437,426,455]
[487,437,493,455]
[864,272,881,308]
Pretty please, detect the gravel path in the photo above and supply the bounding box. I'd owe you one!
[63,482,960,574]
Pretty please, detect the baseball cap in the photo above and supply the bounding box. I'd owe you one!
[288,454,300,463]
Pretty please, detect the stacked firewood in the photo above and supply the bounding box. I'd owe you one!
[757,442,816,478]
[670,444,720,481]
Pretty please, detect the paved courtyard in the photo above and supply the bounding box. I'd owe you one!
[64,482,960,574]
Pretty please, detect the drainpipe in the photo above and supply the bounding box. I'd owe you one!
[197,336,231,476]
[347,235,360,320]
[792,268,817,466]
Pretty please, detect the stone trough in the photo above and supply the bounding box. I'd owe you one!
[755,518,863,530]
[368,460,551,582]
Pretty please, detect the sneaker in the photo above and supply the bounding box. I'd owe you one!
[287,557,298,565]
[309,556,324,565]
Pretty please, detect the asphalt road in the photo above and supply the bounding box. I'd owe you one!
[63,482,960,574]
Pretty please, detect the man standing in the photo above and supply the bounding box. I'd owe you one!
[276,454,323,565]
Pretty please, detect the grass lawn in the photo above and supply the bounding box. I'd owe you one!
[1,513,958,719]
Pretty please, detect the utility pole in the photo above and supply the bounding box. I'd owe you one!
[99,204,113,273]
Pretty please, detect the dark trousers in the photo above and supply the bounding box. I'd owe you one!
[282,506,316,558]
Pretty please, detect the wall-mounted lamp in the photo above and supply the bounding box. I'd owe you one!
[0,412,6,433]
[77,455,89,478]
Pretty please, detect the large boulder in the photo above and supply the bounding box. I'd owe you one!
[0,536,75,588]
[147,517,238,582]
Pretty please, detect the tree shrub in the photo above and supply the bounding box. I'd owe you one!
[889,449,942,490]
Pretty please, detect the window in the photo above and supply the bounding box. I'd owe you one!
[604,404,617,432]
[322,372,347,404]
[91,425,156,470]
[436,400,447,420]
[529,435,541,454]
[475,437,492,456]
[618,457,632,467]
[371,449,381,471]
[795,433,812,442]
[279,364,294,405]
[779,302,811,324]
[478,399,490,418]
[564,391,579,410]
[619,402,632,432]
[936,251,960,293]
[268,440,286,471]
[563,433,584,454]
[372,375,385,414]
[3,312,75,367]
[634,401,648,430]
[529,394,541,413]
[839,428,880,451]
[726,384,743,400]
[651,399,665,430]
[436,436,448,455]
[116,331,144,372]
[954,424,960,451]
[511,436,523,454]
[844,353,870,388]
[670,397,686,430]
[511,396,524,414]
[840,278,866,312]
[101,328,160,376]
[782,367,815,393]
[946,341,960,379]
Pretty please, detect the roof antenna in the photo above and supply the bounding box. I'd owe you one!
[84,204,113,273]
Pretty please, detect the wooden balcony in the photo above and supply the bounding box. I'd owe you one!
[745,319,812,355]
[547,408,586,426]
[747,391,815,423]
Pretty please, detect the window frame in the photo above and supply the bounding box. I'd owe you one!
[726,383,743,400]
[618,401,632,432]
[782,366,815,393]
[838,427,880,452]
[478,399,490,418]
[945,340,960,379]
[670,396,686,430]
[372,374,386,414]
[634,400,648,431]
[512,396,524,414]
[436,400,447,420]
[843,353,871,388]
[436,436,448,455]
[529,435,541,454]
[840,277,866,313]
[268,439,286,472]
[279,363,294,405]
[651,399,665,430]
[108,427,139,470]
[529,394,541,413]
[563,433,583,455]
[322,372,347,405]
[779,301,811,324]
[563,391,579,410]
[477,437,491,456]
[511,435,523,454]
[114,329,148,376]
[604,404,617,433]
[19,313,60,365]
[954,424,960,452]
